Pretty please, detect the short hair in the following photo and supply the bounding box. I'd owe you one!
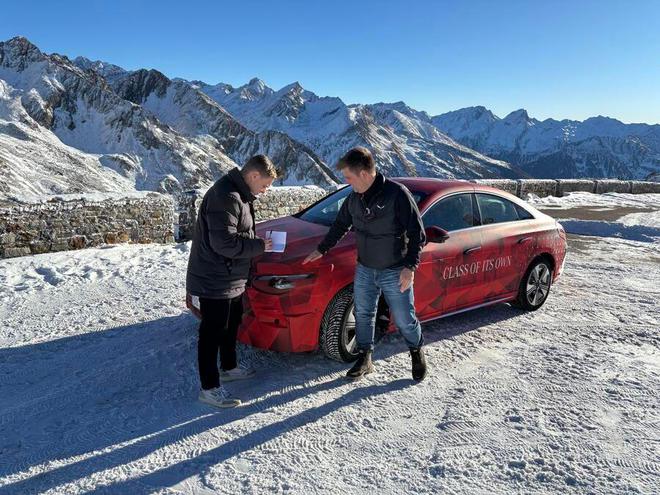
[242,155,279,179]
[336,147,375,174]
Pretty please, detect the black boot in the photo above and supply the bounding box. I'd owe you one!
[346,349,374,380]
[410,347,427,381]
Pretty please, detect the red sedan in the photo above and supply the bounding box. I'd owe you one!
[231,179,566,362]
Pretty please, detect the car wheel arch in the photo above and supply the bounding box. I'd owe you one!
[530,252,556,274]
[318,282,390,362]
[511,254,555,310]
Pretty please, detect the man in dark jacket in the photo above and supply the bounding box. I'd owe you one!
[187,155,277,408]
[303,147,427,381]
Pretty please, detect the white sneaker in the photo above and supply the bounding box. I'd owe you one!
[198,386,241,408]
[219,366,256,382]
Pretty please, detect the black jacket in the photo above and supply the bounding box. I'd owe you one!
[318,173,425,270]
[186,168,265,299]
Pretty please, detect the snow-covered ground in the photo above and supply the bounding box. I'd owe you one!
[530,192,660,244]
[1,193,658,494]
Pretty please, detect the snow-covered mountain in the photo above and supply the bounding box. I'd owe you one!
[0,37,337,198]
[0,36,240,196]
[186,78,525,180]
[109,69,337,187]
[0,97,136,198]
[432,107,660,180]
[3,35,656,199]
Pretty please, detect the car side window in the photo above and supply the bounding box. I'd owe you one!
[476,194,521,224]
[423,193,476,231]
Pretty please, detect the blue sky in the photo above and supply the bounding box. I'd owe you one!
[2,0,659,123]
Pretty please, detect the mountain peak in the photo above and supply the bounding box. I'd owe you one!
[247,77,267,90]
[111,68,172,103]
[584,115,620,124]
[71,56,127,80]
[0,36,45,68]
[504,108,530,121]
[5,36,39,50]
[389,100,411,111]
[471,105,495,116]
[433,106,497,121]
[280,81,304,94]
[73,55,92,66]
[236,77,271,100]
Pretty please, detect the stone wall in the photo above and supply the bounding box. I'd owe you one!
[556,180,596,196]
[631,180,660,194]
[473,179,660,198]
[176,185,330,242]
[472,179,519,196]
[518,180,559,199]
[0,193,175,259]
[2,179,658,259]
[594,180,632,194]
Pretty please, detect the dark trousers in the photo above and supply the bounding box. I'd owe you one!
[198,295,243,390]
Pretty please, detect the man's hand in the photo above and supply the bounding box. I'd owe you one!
[302,249,323,265]
[185,293,202,320]
[399,267,414,292]
[262,237,273,252]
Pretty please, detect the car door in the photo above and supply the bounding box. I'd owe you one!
[415,191,484,318]
[474,193,537,299]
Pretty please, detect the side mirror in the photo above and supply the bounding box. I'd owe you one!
[425,226,450,243]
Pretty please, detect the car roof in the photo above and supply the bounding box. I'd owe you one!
[394,177,521,201]
[393,177,474,195]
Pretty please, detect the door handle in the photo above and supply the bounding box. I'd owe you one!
[463,246,482,255]
[517,236,533,244]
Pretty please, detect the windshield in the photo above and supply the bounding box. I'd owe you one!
[297,185,427,226]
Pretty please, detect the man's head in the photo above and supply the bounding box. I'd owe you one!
[336,147,377,194]
[241,155,278,196]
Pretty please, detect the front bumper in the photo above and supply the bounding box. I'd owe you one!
[238,296,321,352]
[238,287,327,353]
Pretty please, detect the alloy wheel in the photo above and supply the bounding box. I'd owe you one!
[526,263,551,306]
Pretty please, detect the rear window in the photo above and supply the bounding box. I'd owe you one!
[515,203,534,220]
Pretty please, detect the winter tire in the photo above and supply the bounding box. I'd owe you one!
[512,258,553,311]
[319,286,360,362]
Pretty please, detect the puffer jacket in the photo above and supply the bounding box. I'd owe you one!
[186,168,265,299]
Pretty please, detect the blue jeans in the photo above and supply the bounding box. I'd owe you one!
[353,263,423,351]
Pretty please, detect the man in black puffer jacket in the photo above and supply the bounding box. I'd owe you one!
[303,147,427,382]
[187,155,277,408]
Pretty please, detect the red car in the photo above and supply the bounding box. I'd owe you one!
[199,179,567,362]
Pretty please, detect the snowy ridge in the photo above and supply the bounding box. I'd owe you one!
[71,56,129,84]
[187,78,526,180]
[432,107,660,180]
[0,37,239,196]
[111,69,337,187]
